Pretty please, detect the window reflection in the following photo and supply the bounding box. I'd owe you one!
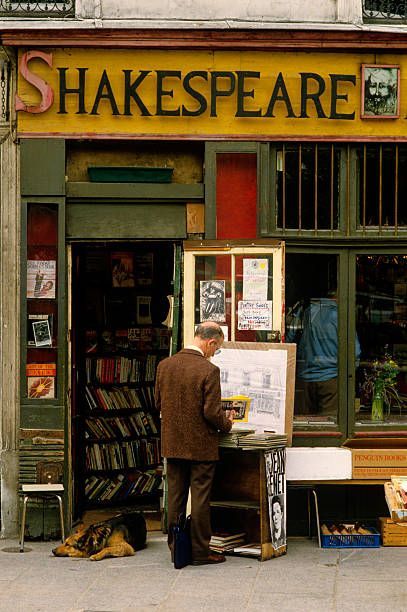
[286,254,339,425]
[355,255,407,423]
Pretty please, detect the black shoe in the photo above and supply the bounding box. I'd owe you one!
[192,553,226,565]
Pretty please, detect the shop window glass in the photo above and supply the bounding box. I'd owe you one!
[26,203,58,400]
[285,253,339,425]
[355,254,407,424]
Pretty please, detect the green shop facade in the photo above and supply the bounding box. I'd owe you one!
[11,36,407,538]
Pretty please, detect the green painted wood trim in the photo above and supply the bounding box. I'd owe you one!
[171,244,182,356]
[66,182,204,201]
[204,142,258,239]
[20,405,64,430]
[20,197,66,420]
[66,203,186,239]
[258,143,270,236]
[21,139,65,197]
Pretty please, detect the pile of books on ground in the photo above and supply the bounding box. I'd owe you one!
[209,532,246,553]
[384,476,407,521]
[219,429,287,450]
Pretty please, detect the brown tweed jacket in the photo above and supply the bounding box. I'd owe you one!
[155,348,232,461]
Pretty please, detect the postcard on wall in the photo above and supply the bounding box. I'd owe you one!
[26,363,56,400]
[243,259,269,301]
[212,348,287,433]
[361,64,400,119]
[27,314,53,346]
[265,448,286,551]
[111,252,135,287]
[200,280,226,322]
[238,300,273,330]
[27,260,56,299]
[32,319,52,347]
[136,296,152,325]
[134,252,154,286]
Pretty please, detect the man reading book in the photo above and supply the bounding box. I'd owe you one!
[155,321,234,566]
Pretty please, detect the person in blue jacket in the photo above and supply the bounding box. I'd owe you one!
[287,290,361,415]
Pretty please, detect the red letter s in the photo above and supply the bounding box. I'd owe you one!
[15,50,54,114]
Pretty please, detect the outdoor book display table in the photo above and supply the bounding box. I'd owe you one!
[210,446,286,561]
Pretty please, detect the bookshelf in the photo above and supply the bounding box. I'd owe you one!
[73,243,175,514]
[211,447,286,561]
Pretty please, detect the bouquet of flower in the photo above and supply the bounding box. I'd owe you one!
[362,352,401,419]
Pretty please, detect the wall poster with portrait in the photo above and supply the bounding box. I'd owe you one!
[265,448,286,554]
[361,64,400,119]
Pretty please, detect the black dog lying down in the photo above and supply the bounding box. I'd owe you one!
[52,511,147,561]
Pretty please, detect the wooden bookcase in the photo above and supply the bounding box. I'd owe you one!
[72,243,175,514]
[211,447,286,561]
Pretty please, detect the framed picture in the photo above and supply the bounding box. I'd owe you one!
[111,252,135,288]
[136,296,152,325]
[32,319,52,347]
[361,64,400,119]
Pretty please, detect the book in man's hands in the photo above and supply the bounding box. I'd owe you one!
[221,395,251,422]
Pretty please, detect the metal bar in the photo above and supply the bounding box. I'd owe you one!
[379,145,383,231]
[362,145,367,231]
[346,145,350,236]
[395,145,399,236]
[298,144,302,232]
[330,145,334,232]
[314,144,318,233]
[282,145,286,231]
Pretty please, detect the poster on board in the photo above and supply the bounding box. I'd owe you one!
[212,347,286,432]
[265,448,287,552]
[200,280,226,322]
[212,342,296,443]
[243,258,269,301]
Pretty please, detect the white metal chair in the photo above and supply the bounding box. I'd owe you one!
[19,462,65,552]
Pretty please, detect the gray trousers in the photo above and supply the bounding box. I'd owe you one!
[167,458,216,562]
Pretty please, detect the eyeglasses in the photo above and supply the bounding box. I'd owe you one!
[214,348,222,355]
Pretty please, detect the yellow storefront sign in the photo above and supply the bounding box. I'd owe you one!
[16,48,407,138]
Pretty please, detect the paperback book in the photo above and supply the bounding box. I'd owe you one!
[26,363,56,399]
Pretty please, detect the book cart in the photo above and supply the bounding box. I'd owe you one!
[211,446,286,561]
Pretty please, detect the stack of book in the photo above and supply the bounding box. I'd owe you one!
[238,433,287,450]
[219,428,255,448]
[231,543,261,557]
[209,532,246,553]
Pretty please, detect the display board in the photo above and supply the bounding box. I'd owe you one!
[212,341,296,444]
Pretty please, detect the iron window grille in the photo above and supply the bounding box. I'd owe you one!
[0,0,74,17]
[269,143,407,237]
[363,0,407,22]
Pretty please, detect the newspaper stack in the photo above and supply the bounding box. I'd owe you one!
[210,532,246,553]
[219,428,255,448]
[237,433,287,450]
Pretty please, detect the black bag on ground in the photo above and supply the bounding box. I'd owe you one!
[171,514,192,569]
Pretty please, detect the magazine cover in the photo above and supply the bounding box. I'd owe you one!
[111,252,135,287]
[27,260,56,299]
[26,363,56,399]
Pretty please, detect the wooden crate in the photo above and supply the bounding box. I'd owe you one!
[380,517,407,546]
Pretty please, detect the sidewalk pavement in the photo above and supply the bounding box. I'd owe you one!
[1,534,406,612]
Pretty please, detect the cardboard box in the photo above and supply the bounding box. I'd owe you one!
[384,481,407,521]
[286,447,352,481]
[380,517,407,546]
[342,439,407,480]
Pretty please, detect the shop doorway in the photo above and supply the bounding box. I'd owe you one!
[69,241,178,521]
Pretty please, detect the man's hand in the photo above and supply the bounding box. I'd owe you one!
[225,409,236,423]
